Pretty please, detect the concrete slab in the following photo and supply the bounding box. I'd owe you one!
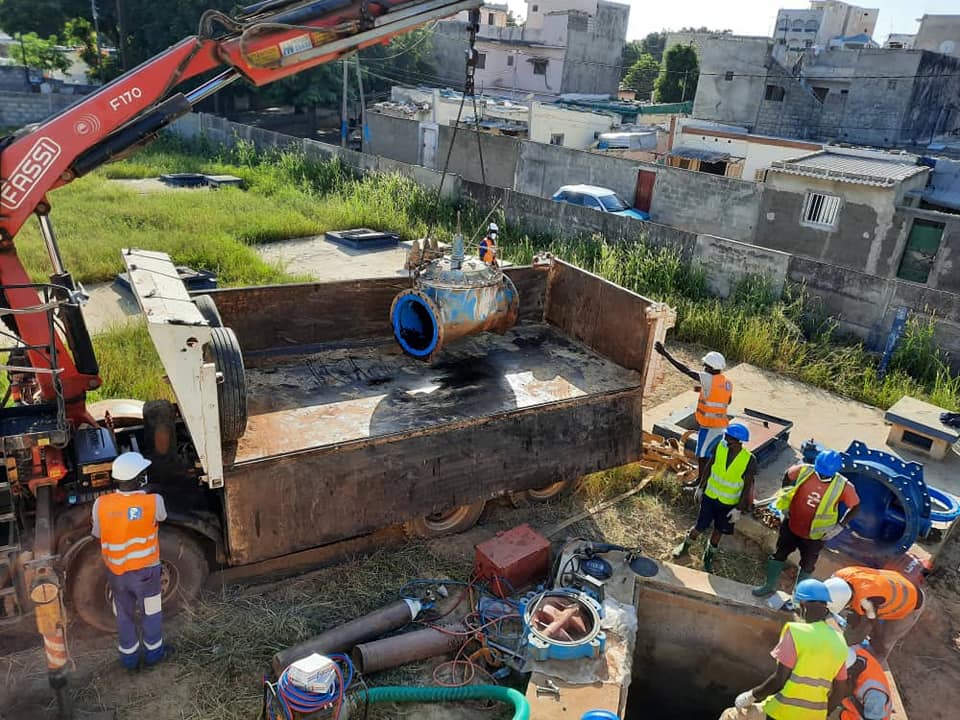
[256,235,411,282]
[644,363,960,498]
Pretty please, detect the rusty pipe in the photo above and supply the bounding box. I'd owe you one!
[352,622,468,674]
[271,599,421,674]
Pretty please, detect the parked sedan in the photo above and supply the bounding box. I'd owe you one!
[551,184,649,220]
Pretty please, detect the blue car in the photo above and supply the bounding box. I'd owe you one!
[551,184,649,220]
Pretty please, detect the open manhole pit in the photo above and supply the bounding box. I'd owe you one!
[625,581,784,720]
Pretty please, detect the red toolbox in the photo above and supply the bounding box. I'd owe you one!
[474,524,551,597]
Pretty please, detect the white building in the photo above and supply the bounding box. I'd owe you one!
[456,3,510,29]
[772,1,878,64]
[884,33,915,50]
[437,0,629,100]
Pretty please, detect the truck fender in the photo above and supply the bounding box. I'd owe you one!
[164,512,225,565]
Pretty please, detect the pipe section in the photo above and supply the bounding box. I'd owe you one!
[351,622,467,674]
[271,599,420,674]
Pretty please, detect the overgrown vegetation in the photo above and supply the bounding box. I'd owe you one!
[503,234,960,411]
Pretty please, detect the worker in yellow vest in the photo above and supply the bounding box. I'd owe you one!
[92,452,171,671]
[834,647,892,720]
[825,567,923,661]
[654,341,732,486]
[753,450,860,597]
[673,422,756,572]
[720,579,849,720]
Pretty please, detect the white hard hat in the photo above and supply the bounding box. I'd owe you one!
[488,222,499,233]
[112,451,152,482]
[825,576,853,615]
[702,351,726,370]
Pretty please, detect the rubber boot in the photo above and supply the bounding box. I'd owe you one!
[703,543,718,573]
[752,558,786,597]
[672,537,691,558]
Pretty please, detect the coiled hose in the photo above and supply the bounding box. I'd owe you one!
[360,685,530,720]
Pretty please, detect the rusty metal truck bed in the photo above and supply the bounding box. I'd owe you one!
[236,323,642,462]
[207,262,673,565]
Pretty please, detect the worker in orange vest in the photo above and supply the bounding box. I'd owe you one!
[833,646,892,720]
[479,222,499,266]
[825,567,923,661]
[91,452,170,670]
[654,341,732,486]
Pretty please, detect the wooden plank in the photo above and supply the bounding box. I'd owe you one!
[222,389,643,565]
[208,267,547,353]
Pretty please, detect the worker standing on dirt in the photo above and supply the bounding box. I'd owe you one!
[91,452,170,671]
[752,450,860,597]
[824,567,923,661]
[720,579,848,720]
[653,342,732,486]
[832,646,892,720]
[479,222,499,266]
[672,422,756,572]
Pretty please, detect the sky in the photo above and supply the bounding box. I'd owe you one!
[504,0,959,44]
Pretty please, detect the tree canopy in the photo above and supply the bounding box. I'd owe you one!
[654,44,699,103]
[9,32,71,73]
[623,53,659,99]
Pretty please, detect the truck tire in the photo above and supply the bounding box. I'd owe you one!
[510,478,576,507]
[193,294,223,328]
[207,327,247,443]
[405,502,486,538]
[68,527,210,633]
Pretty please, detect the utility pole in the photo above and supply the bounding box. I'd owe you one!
[115,0,128,71]
[354,55,367,151]
[90,0,103,77]
[341,60,349,148]
[17,34,30,87]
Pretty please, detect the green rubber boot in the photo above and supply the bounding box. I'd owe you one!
[703,543,718,573]
[752,558,786,597]
[672,537,691,558]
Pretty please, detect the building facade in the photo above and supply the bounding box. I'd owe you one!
[693,35,960,148]
[914,15,960,58]
[773,1,878,65]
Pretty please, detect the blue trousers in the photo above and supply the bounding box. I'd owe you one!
[109,564,164,668]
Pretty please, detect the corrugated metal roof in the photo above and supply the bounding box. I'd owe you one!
[770,152,927,186]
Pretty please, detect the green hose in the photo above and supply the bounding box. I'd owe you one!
[360,685,530,720]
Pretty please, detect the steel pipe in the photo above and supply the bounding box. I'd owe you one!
[271,598,420,674]
[351,621,468,674]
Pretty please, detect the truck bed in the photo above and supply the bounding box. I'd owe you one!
[236,322,642,462]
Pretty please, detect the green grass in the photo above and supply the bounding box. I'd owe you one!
[88,322,172,403]
[502,233,960,412]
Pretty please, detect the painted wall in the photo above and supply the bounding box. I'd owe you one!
[528,102,614,148]
[474,39,565,98]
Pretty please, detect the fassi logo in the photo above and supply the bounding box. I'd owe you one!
[0,137,62,211]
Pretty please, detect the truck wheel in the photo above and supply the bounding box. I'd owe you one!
[207,327,247,442]
[406,502,486,538]
[193,294,223,328]
[510,478,576,507]
[68,528,210,633]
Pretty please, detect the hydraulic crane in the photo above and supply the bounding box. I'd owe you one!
[0,1,481,716]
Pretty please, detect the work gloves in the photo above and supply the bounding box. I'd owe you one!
[822,524,845,541]
[727,508,742,523]
[735,691,755,709]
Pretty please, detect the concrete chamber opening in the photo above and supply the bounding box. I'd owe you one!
[625,579,784,720]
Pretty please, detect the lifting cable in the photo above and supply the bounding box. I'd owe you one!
[421,7,488,256]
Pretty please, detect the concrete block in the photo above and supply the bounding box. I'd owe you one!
[694,234,789,298]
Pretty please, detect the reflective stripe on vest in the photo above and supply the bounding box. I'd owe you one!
[695,373,731,429]
[840,648,892,720]
[773,467,847,539]
[705,441,752,505]
[834,567,919,621]
[480,237,496,263]
[96,492,160,575]
[763,621,848,720]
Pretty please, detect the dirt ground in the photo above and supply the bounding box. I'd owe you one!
[1,344,958,720]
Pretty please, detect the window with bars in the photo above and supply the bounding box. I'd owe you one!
[801,191,841,229]
[532,59,548,75]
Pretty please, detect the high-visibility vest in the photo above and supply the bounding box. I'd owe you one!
[479,236,497,263]
[96,492,161,575]
[834,567,919,620]
[763,621,848,720]
[695,372,731,428]
[839,647,892,720]
[774,466,848,539]
[705,441,753,506]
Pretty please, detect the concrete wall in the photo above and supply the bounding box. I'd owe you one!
[429,21,470,88]
[0,91,82,129]
[901,52,960,145]
[914,15,960,57]
[365,112,421,166]
[693,37,773,128]
[694,235,790,298]
[528,102,614,148]
[434,122,520,188]
[560,1,628,96]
